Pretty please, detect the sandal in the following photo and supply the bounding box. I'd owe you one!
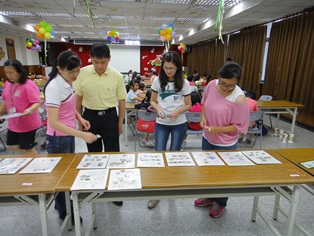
[245,139,252,144]
[238,138,243,143]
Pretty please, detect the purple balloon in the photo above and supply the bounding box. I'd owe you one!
[107,36,111,41]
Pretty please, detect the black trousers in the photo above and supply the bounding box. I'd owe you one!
[83,107,120,152]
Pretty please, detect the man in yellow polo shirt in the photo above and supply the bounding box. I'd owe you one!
[75,43,127,154]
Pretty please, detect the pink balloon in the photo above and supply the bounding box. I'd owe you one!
[178,46,182,51]
[160,36,166,42]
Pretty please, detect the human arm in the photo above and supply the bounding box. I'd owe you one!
[47,106,97,143]
[118,99,125,135]
[76,95,83,130]
[0,101,7,122]
[76,110,90,131]
[150,90,165,118]
[23,102,41,115]
[169,95,191,121]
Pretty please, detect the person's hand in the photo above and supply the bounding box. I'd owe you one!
[118,124,123,135]
[205,126,221,134]
[83,132,98,144]
[158,110,166,118]
[200,118,207,128]
[169,109,180,120]
[23,108,33,116]
[80,118,91,131]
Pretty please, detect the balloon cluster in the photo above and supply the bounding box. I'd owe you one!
[178,43,187,53]
[158,23,175,42]
[107,29,120,42]
[34,21,55,40]
[26,39,40,50]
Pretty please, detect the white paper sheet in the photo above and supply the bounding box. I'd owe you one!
[0,158,32,174]
[218,152,255,166]
[106,154,135,169]
[0,113,24,119]
[108,169,142,190]
[191,152,225,166]
[241,150,282,164]
[20,157,62,174]
[71,169,109,191]
[165,152,195,166]
[76,154,110,169]
[137,153,165,167]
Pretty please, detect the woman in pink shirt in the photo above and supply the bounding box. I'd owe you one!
[194,62,249,218]
[0,59,41,154]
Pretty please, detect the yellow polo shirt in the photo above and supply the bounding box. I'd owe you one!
[74,65,127,110]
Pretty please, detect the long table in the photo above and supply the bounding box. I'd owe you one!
[258,100,303,135]
[56,150,314,236]
[0,153,76,236]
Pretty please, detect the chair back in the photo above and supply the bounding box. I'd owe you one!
[185,112,202,123]
[259,95,272,101]
[249,111,263,122]
[136,110,157,122]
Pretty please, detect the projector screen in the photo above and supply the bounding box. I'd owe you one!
[109,45,141,73]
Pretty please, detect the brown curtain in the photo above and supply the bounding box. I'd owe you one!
[227,26,267,95]
[264,9,314,113]
[187,37,226,78]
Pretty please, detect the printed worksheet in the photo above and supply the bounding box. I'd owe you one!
[20,157,62,174]
[0,113,24,119]
[107,154,135,169]
[242,150,282,164]
[191,152,225,166]
[0,158,33,174]
[76,154,110,169]
[71,169,109,191]
[165,152,195,166]
[299,160,314,169]
[108,169,142,190]
[137,153,165,167]
[217,152,255,166]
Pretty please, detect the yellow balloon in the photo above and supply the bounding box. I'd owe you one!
[27,42,32,47]
[44,32,51,40]
[39,27,46,35]
[166,27,173,34]
[165,34,172,41]
[180,43,184,47]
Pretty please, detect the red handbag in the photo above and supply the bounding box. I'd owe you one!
[136,118,156,133]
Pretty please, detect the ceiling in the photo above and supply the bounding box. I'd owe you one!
[0,0,313,46]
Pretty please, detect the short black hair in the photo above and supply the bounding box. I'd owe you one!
[90,42,110,59]
[218,62,242,81]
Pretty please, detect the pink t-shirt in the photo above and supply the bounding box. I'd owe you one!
[2,80,41,132]
[201,80,249,146]
[247,98,258,111]
[188,103,202,130]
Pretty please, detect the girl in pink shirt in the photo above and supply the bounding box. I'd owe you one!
[194,62,249,218]
[0,59,41,154]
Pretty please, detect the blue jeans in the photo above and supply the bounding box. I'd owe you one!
[46,135,75,218]
[202,137,237,207]
[46,135,75,154]
[155,122,187,151]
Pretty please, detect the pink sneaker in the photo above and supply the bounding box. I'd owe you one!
[209,204,226,218]
[194,198,214,207]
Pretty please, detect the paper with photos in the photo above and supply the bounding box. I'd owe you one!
[165,152,195,166]
[71,169,109,191]
[218,152,255,166]
[107,154,135,169]
[20,157,62,174]
[191,152,225,166]
[137,153,165,167]
[76,154,110,169]
[241,150,282,164]
[299,160,314,169]
[108,169,142,190]
[0,158,32,174]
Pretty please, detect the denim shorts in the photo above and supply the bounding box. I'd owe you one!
[46,135,75,154]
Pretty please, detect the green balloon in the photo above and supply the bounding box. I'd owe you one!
[45,24,53,33]
[39,20,47,27]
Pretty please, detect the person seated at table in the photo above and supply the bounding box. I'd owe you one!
[124,69,133,85]
[126,79,144,103]
[28,72,36,80]
[203,75,212,86]
[187,75,195,86]
[192,70,200,82]
[238,91,258,144]
[137,82,147,98]
[150,70,158,82]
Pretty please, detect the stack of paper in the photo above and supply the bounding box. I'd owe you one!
[165,152,195,166]
[71,169,109,191]
[241,150,282,164]
[76,154,110,169]
[0,158,32,174]
[137,153,165,167]
[218,152,255,166]
[108,169,142,190]
[191,152,225,166]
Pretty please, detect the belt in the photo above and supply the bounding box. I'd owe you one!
[84,107,115,116]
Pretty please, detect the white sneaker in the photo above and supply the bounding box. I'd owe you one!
[140,139,155,148]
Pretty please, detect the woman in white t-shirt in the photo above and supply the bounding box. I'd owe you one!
[44,50,97,222]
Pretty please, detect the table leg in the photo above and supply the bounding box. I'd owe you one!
[38,193,49,236]
[290,108,297,135]
[72,192,82,236]
[285,185,301,236]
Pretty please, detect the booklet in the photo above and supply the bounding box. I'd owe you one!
[71,169,109,191]
[165,152,195,166]
[107,154,136,169]
[241,150,282,164]
[76,154,110,169]
[0,113,24,119]
[20,157,62,174]
[217,152,255,166]
[299,160,314,169]
[0,158,33,174]
[191,152,225,166]
[108,169,142,190]
[137,153,165,167]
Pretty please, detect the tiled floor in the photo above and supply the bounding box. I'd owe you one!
[0,116,313,236]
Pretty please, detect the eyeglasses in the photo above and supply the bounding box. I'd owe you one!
[163,67,177,72]
[218,79,237,90]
